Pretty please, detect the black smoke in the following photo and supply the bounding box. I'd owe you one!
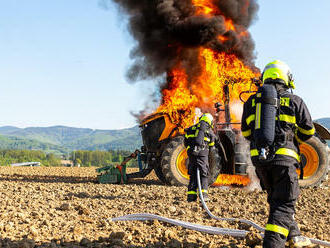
[110,0,259,82]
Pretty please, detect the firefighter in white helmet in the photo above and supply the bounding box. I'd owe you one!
[184,113,216,202]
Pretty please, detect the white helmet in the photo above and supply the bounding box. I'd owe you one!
[199,113,214,127]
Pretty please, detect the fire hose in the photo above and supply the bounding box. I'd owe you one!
[196,169,330,247]
[195,168,265,234]
[112,168,330,247]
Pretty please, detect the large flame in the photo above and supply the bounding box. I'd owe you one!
[156,48,257,130]
[157,69,198,129]
[156,0,258,128]
[155,0,259,186]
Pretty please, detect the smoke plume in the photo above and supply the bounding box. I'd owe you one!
[111,0,259,82]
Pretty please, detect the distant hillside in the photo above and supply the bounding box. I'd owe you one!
[0,126,21,134]
[0,125,142,154]
[0,118,328,155]
[0,135,69,155]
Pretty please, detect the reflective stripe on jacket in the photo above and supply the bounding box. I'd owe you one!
[184,120,216,152]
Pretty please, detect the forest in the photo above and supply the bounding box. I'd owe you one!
[0,149,133,167]
[70,150,135,167]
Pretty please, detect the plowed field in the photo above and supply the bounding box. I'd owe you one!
[0,167,328,247]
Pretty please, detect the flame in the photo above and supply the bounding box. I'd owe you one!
[239,30,249,37]
[218,35,229,42]
[156,48,257,130]
[225,19,235,31]
[192,0,219,15]
[157,69,198,129]
[213,174,251,186]
[193,0,236,32]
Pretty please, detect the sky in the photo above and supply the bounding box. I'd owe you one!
[0,0,329,130]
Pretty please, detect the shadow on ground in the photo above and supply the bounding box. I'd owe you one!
[0,174,96,184]
[0,174,164,186]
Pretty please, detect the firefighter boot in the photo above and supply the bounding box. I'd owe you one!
[289,236,312,247]
[187,171,198,202]
[187,193,197,202]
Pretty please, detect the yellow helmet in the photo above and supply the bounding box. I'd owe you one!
[262,60,295,89]
[199,113,214,127]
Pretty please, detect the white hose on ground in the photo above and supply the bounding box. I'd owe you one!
[196,168,264,233]
[196,168,330,247]
[111,168,330,247]
[112,213,248,237]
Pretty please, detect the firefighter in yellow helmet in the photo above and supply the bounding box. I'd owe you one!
[184,113,216,202]
[241,60,315,248]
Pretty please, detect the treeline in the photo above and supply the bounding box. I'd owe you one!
[70,150,136,167]
[0,150,61,166]
[0,149,136,167]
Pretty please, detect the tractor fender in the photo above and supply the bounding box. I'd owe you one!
[313,122,330,141]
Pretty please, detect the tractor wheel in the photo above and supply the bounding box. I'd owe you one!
[161,136,221,186]
[161,136,189,185]
[154,165,168,184]
[298,136,329,188]
[208,147,222,185]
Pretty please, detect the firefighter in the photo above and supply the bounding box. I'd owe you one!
[184,113,216,202]
[241,60,315,248]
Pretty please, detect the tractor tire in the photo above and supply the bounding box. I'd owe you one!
[208,147,222,185]
[161,136,221,186]
[154,165,168,184]
[161,136,189,185]
[298,136,329,188]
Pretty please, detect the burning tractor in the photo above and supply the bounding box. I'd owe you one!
[134,85,330,188]
[97,84,329,188]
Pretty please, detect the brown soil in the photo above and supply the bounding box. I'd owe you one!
[0,166,328,248]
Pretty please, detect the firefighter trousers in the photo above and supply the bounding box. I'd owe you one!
[255,164,301,248]
[187,153,209,192]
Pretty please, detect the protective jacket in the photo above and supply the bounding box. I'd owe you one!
[241,88,315,167]
[184,120,216,156]
[185,120,216,199]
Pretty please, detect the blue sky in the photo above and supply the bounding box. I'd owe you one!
[0,0,329,130]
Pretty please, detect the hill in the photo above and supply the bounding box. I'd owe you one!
[0,117,328,155]
[0,135,69,155]
[0,125,142,154]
